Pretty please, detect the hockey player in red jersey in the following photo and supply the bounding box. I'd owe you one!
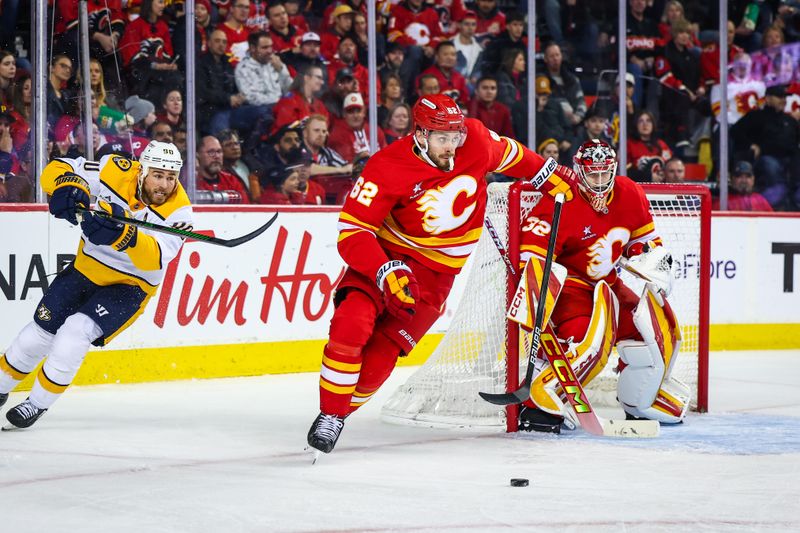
[516,139,689,433]
[307,93,574,455]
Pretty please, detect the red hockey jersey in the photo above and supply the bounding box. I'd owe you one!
[337,118,567,277]
[520,176,661,287]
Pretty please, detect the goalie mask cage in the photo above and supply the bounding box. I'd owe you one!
[381,181,711,432]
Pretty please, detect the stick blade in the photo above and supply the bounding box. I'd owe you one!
[478,387,528,406]
[601,419,660,438]
[221,212,279,247]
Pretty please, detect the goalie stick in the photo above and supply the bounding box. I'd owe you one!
[478,194,660,437]
[76,207,279,248]
[479,193,565,406]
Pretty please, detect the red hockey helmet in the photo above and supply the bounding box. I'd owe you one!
[412,94,465,132]
[573,139,618,199]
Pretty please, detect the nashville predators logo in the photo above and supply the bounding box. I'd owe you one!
[586,227,630,280]
[112,156,132,171]
[416,175,478,235]
[36,304,52,322]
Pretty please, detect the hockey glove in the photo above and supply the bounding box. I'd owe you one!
[49,172,91,225]
[624,241,674,296]
[81,201,138,251]
[547,164,577,201]
[376,260,420,321]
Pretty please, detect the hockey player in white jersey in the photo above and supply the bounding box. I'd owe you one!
[0,141,191,429]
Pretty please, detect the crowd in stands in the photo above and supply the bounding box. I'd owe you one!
[0,0,798,211]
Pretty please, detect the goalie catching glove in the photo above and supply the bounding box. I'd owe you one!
[376,260,420,321]
[80,201,138,251]
[625,241,675,296]
[49,172,91,225]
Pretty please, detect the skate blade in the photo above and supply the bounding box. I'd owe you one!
[2,423,23,432]
[304,445,323,464]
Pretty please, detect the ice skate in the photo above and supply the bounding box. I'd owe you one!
[518,405,566,434]
[3,399,47,430]
[307,413,345,457]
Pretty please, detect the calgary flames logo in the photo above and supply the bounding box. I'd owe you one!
[416,175,477,235]
[586,227,630,279]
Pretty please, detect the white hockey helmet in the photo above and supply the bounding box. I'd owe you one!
[139,140,183,179]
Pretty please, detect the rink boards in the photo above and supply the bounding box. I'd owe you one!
[0,205,799,388]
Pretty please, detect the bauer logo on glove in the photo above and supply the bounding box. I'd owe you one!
[376,260,420,321]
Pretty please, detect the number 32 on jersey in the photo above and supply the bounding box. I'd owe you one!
[350,177,379,206]
[522,215,551,237]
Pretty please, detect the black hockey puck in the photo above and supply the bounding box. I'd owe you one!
[510,478,529,487]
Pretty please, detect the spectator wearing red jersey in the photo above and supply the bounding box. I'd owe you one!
[10,74,31,151]
[328,93,387,164]
[323,1,368,28]
[417,41,470,106]
[284,0,310,34]
[327,35,375,104]
[267,2,300,53]
[473,0,506,45]
[156,89,185,130]
[118,0,181,104]
[196,135,251,203]
[626,110,673,182]
[382,102,412,145]
[468,75,513,138]
[658,0,700,48]
[320,4,356,62]
[52,0,125,72]
[287,147,326,205]
[217,0,253,65]
[387,0,444,96]
[700,21,743,90]
[259,163,301,204]
[272,64,329,132]
[712,161,773,211]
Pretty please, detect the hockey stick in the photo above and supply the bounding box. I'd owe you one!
[483,217,517,277]
[76,207,279,248]
[479,193,565,406]
[537,321,659,437]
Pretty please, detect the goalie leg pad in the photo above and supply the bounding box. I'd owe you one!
[616,287,688,424]
[529,281,619,415]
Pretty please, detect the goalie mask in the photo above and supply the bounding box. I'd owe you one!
[573,139,617,213]
[412,94,466,171]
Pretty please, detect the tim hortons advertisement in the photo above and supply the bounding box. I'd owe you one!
[0,208,799,351]
[0,207,469,351]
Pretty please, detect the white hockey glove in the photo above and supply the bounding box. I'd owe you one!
[623,242,675,296]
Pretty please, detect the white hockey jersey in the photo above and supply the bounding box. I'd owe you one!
[41,155,193,294]
[710,79,766,124]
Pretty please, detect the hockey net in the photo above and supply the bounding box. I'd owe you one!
[381,181,711,431]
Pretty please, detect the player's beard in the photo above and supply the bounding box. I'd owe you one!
[142,182,175,206]
[432,151,454,171]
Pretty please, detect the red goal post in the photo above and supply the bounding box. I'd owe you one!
[381,181,711,432]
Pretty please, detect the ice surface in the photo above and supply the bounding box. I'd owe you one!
[1,350,799,532]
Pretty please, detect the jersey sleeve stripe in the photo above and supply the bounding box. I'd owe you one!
[630,222,655,239]
[495,137,524,173]
[339,212,379,232]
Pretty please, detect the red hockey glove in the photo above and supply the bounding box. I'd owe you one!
[376,260,420,321]
[527,158,575,201]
